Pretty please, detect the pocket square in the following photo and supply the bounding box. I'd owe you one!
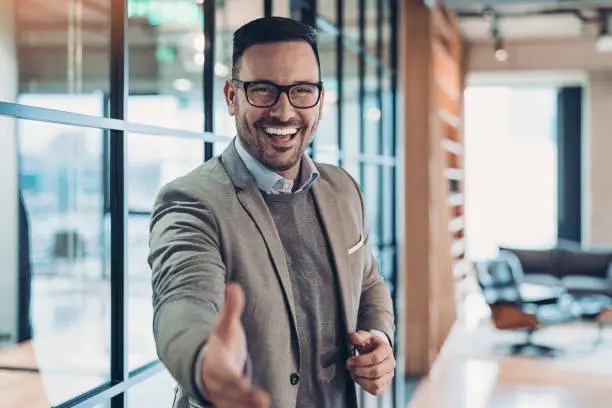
[348,234,366,255]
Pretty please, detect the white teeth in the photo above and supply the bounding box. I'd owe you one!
[264,127,298,136]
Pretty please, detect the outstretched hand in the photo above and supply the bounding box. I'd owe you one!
[201,283,270,408]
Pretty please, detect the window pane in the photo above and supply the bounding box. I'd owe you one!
[15,120,110,406]
[341,48,360,181]
[127,369,177,406]
[213,0,264,155]
[318,0,336,23]
[382,0,391,65]
[464,86,558,259]
[365,0,378,54]
[364,63,379,155]
[315,29,338,163]
[127,0,204,130]
[1,0,110,114]
[364,164,381,245]
[382,165,395,244]
[127,133,206,370]
[343,0,359,43]
[382,69,393,156]
[378,247,395,288]
[127,134,206,212]
[272,0,291,17]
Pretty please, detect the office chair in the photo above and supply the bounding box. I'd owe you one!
[474,251,575,356]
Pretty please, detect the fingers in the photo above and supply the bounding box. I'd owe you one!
[351,355,395,379]
[349,330,371,346]
[216,283,245,340]
[353,370,394,396]
[347,344,389,367]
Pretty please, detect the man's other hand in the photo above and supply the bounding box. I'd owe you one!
[346,330,395,396]
[201,283,270,408]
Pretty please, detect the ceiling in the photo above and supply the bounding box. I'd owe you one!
[442,0,612,42]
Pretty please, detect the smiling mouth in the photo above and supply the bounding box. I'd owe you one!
[262,126,299,146]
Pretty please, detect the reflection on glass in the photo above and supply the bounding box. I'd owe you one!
[342,48,360,180]
[315,28,338,164]
[382,166,394,244]
[127,0,204,130]
[343,0,359,43]
[127,369,177,406]
[382,0,391,65]
[364,164,380,245]
[379,248,395,285]
[16,120,110,407]
[381,71,393,156]
[127,133,207,370]
[318,0,336,23]
[364,63,379,155]
[366,0,378,52]
[214,0,264,154]
[1,0,110,113]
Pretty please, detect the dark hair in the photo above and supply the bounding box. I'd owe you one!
[232,17,321,79]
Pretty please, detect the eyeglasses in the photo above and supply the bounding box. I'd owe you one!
[231,79,323,109]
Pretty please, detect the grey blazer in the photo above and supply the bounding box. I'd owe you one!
[148,141,395,408]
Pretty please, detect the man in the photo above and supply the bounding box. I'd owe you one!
[149,17,395,408]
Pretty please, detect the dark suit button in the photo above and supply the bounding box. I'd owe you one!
[290,373,299,385]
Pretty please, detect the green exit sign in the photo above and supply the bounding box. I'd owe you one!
[128,0,202,26]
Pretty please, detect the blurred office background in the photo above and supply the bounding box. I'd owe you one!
[2,0,612,407]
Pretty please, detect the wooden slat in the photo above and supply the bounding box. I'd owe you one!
[445,168,464,181]
[449,216,464,233]
[436,77,459,102]
[448,192,464,207]
[453,259,471,278]
[451,239,465,258]
[438,109,460,128]
[441,138,463,155]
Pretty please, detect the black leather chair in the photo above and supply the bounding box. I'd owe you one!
[474,251,576,356]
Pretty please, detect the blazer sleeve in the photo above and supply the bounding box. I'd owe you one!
[341,170,396,347]
[148,182,226,404]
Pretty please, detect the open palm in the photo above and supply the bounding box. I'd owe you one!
[201,283,269,408]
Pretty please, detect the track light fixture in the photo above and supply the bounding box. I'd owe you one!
[484,7,508,62]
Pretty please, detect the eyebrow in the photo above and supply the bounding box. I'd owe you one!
[244,79,321,84]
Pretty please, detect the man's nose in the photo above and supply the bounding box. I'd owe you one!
[269,92,294,122]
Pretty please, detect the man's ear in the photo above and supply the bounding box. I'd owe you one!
[224,79,236,116]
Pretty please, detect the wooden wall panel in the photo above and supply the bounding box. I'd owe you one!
[400,0,465,375]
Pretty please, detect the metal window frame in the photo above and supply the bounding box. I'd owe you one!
[108,0,128,406]
[203,0,215,161]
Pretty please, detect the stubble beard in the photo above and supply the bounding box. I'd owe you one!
[234,113,317,173]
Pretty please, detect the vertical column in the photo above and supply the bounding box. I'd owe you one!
[557,87,582,243]
[0,0,19,347]
[400,0,433,374]
[585,72,612,246]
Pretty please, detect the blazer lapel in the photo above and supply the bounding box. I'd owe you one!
[311,179,355,337]
[220,142,299,339]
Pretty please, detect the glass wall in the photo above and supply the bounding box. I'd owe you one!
[464,86,558,259]
[0,0,399,407]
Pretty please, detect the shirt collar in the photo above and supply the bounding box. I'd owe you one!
[234,137,319,194]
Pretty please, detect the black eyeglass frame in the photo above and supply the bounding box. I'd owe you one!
[231,79,324,109]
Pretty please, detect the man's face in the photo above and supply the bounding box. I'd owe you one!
[224,41,324,176]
